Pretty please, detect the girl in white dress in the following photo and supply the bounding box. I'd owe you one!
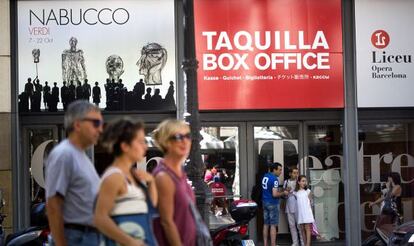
[295,175,314,246]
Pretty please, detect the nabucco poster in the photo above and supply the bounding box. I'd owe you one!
[17,0,176,112]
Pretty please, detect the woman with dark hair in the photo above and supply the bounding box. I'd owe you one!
[94,118,157,246]
[369,172,402,217]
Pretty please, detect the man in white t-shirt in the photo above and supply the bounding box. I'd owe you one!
[283,167,304,246]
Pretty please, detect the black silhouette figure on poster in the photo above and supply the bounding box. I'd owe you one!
[133,79,145,99]
[34,78,42,93]
[24,78,34,105]
[31,79,42,112]
[43,81,51,109]
[104,78,129,111]
[93,82,101,107]
[120,87,127,111]
[20,77,177,113]
[61,81,69,110]
[105,79,114,110]
[165,81,175,108]
[113,86,121,111]
[76,81,83,100]
[124,90,135,110]
[101,78,177,111]
[49,82,59,112]
[151,88,163,106]
[18,91,30,112]
[68,81,76,105]
[118,79,125,89]
[83,79,91,101]
[136,43,167,85]
[129,79,145,110]
[144,87,152,104]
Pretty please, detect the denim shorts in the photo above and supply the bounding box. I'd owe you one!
[49,228,100,246]
[263,202,280,225]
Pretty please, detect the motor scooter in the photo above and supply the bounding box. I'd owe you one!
[362,211,401,246]
[4,202,49,246]
[210,199,257,246]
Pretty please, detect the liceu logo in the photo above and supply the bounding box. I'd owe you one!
[371,30,390,49]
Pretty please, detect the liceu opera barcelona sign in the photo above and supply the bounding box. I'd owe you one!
[356,0,414,108]
[194,0,344,110]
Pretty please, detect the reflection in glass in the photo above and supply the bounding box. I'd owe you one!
[358,123,414,240]
[201,127,239,229]
[28,129,56,205]
[307,125,344,242]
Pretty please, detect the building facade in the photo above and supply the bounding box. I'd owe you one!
[0,0,413,245]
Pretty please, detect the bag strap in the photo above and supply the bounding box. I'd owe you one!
[101,167,129,185]
[157,163,196,208]
[130,167,157,211]
[157,162,182,183]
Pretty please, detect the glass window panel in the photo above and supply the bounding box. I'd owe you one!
[253,125,299,244]
[27,128,57,206]
[201,126,239,229]
[307,125,344,242]
[358,123,414,240]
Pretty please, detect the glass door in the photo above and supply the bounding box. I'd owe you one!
[21,125,60,226]
[247,122,346,244]
[358,122,414,241]
[24,126,60,202]
[247,122,302,244]
[200,123,247,230]
[305,123,345,242]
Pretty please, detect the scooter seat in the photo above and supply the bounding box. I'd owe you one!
[5,226,41,244]
[210,221,246,236]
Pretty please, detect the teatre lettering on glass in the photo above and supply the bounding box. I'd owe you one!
[258,139,414,233]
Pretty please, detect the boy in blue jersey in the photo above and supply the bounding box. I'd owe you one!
[262,162,288,246]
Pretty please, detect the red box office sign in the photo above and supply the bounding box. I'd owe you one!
[194,0,344,110]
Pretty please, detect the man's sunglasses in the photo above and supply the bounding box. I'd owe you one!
[81,118,103,128]
[169,133,191,141]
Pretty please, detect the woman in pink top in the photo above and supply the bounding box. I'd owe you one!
[153,119,196,246]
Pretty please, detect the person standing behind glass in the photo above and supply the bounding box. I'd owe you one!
[283,167,303,246]
[94,118,157,246]
[45,100,103,246]
[369,172,402,218]
[262,162,288,246]
[152,119,196,246]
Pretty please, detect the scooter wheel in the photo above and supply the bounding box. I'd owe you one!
[362,235,385,246]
